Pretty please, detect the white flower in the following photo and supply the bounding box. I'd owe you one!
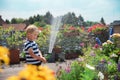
[86,64,95,70]
[102,42,107,46]
[110,53,118,57]
[98,71,104,80]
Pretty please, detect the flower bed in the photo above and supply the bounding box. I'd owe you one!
[56,33,120,80]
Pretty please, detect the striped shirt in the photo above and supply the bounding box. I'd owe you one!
[24,40,42,64]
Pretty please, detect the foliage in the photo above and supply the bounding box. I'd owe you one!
[0,26,25,49]
[5,27,25,49]
[9,11,100,27]
[107,60,117,75]
[58,61,84,80]
[84,21,98,27]
[36,26,50,54]
[57,27,85,52]
[0,27,4,42]
[102,40,116,56]
[81,68,98,80]
[100,17,106,25]
[61,37,119,80]
[34,21,46,27]
[19,51,25,59]
[87,23,109,43]
[101,37,120,63]
[44,11,53,24]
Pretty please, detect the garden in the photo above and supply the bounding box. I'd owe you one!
[0,23,120,80]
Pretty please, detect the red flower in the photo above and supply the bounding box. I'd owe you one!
[69,26,76,30]
[87,23,106,33]
[94,43,99,48]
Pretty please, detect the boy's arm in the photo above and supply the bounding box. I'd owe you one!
[39,50,43,57]
[28,48,46,63]
[38,50,47,63]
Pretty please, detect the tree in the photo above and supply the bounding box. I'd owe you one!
[71,12,78,26]
[85,21,98,27]
[28,17,34,24]
[100,17,106,25]
[16,18,24,23]
[11,18,17,24]
[5,19,10,24]
[44,11,53,24]
[24,19,30,26]
[35,14,44,22]
[62,12,77,26]
[78,15,84,27]
[34,21,46,27]
[64,12,73,24]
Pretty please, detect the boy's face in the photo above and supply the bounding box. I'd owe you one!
[28,31,39,41]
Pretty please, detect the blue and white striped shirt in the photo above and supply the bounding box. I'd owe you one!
[24,40,42,64]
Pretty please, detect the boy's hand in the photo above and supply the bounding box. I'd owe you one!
[41,57,47,63]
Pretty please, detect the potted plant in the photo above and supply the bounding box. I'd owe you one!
[5,27,24,64]
[87,23,109,43]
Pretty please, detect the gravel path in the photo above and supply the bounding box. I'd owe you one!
[0,60,73,80]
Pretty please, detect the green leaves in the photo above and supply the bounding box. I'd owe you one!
[81,68,97,80]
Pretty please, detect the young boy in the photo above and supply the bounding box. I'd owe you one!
[24,25,46,66]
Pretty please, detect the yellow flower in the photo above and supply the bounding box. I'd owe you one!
[0,46,9,65]
[7,65,56,80]
[6,76,20,80]
[38,66,56,80]
[112,33,120,38]
[106,40,113,44]
[18,65,38,80]
[0,68,3,72]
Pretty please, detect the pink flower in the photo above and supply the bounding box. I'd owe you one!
[65,66,71,73]
[80,43,84,47]
[107,61,112,65]
[94,43,99,48]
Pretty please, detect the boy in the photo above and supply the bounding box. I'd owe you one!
[24,25,46,66]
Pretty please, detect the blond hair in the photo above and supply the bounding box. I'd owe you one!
[26,25,39,34]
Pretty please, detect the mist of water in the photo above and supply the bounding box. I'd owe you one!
[48,17,62,53]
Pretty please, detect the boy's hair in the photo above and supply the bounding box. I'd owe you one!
[25,25,39,34]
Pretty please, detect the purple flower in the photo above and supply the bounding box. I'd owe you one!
[65,67,71,73]
[100,59,106,63]
[107,61,112,65]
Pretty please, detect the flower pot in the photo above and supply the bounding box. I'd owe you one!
[53,48,62,53]
[9,49,20,64]
[65,53,79,59]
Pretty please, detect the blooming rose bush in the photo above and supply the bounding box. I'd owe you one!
[87,24,107,34]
